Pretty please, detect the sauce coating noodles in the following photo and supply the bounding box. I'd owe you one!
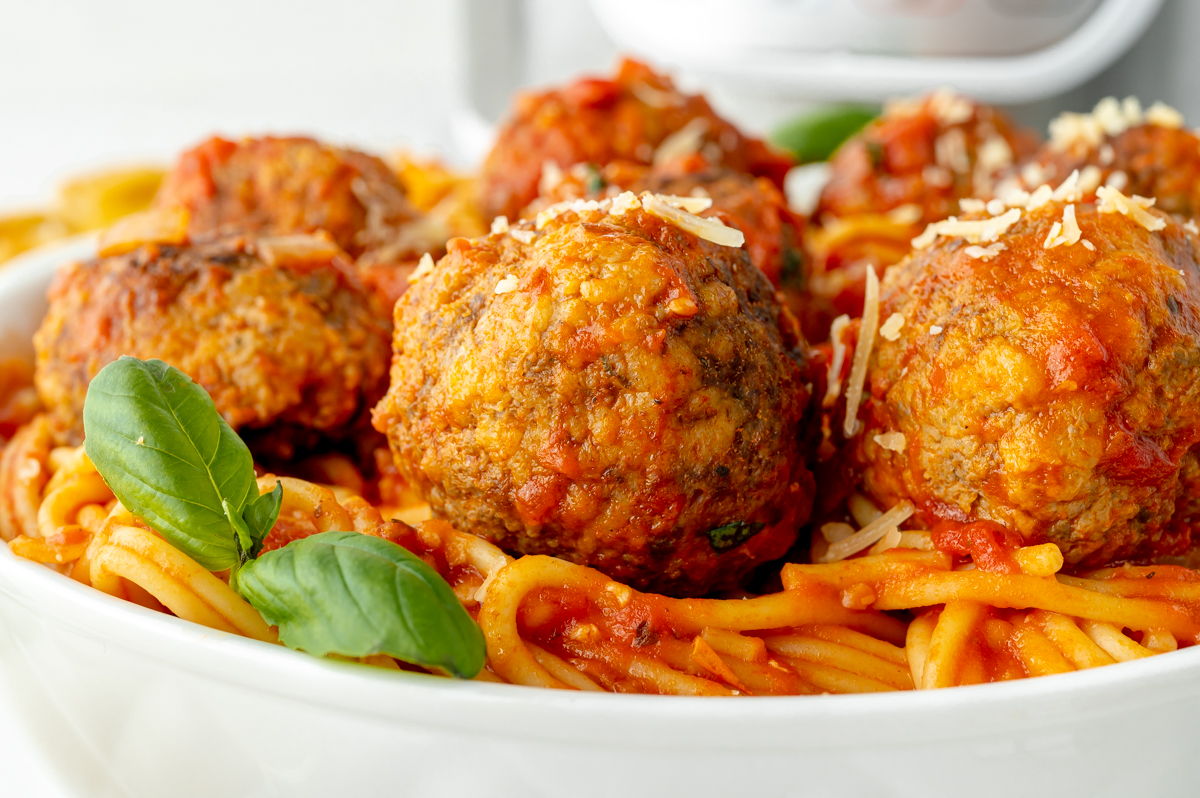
[3,417,1196,695]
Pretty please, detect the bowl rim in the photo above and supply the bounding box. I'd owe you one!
[4,238,1200,747]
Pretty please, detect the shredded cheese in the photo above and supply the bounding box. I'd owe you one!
[1044,204,1082,248]
[819,501,916,563]
[509,228,536,244]
[879,313,905,341]
[494,274,519,294]
[843,265,879,438]
[873,431,906,452]
[490,216,510,234]
[886,204,923,225]
[823,314,852,409]
[929,325,944,335]
[1096,186,1167,231]
[913,207,1021,249]
[639,192,745,248]
[653,117,709,166]
[959,198,986,214]
[538,160,564,195]
[964,242,1006,260]
[411,252,435,281]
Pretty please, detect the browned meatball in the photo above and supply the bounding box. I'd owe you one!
[479,58,793,223]
[154,136,442,305]
[35,235,392,446]
[1012,100,1200,217]
[527,159,826,340]
[373,198,816,595]
[856,196,1200,566]
[818,90,1039,226]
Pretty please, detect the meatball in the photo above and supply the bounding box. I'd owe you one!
[817,90,1039,225]
[154,136,441,304]
[856,196,1200,566]
[35,235,392,446]
[373,199,816,595]
[479,58,793,223]
[810,91,1038,324]
[528,159,827,340]
[1013,99,1200,217]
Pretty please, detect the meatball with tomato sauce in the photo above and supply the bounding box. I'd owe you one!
[1011,99,1200,218]
[856,196,1200,566]
[818,90,1039,225]
[479,58,793,223]
[154,136,441,304]
[373,198,816,595]
[34,235,391,447]
[809,91,1039,322]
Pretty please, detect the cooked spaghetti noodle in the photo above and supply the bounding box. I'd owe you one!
[4,419,1196,695]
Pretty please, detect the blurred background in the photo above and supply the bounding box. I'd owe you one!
[2,0,1199,211]
[0,0,1195,791]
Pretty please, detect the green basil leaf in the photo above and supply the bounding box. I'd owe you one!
[82,357,256,571]
[705,520,764,553]
[237,531,486,678]
[770,104,878,163]
[244,480,283,556]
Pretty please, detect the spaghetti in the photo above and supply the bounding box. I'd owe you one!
[3,419,1197,695]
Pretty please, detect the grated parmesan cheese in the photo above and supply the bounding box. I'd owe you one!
[986,198,1008,216]
[964,242,1006,260]
[928,88,974,126]
[609,191,641,216]
[959,198,986,214]
[494,274,519,294]
[843,265,879,438]
[823,314,852,409]
[1106,170,1129,191]
[873,431,906,451]
[1096,186,1166,231]
[509,228,536,244]
[639,192,745,248]
[538,160,564,195]
[653,117,709,166]
[1050,97,1185,152]
[1185,219,1200,235]
[913,207,1021,249]
[490,216,509,234]
[887,204,923,225]
[879,312,905,341]
[1079,165,1103,194]
[1146,102,1185,129]
[1044,204,1082,248]
[935,128,970,174]
[819,500,915,563]
[1082,239,1095,251]
[929,325,944,335]
[411,252,435,281]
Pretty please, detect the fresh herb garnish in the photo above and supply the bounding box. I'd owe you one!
[238,532,486,677]
[770,104,878,163]
[82,357,484,678]
[705,520,764,553]
[82,357,273,571]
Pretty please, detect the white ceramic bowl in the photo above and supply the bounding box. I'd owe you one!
[1,242,1199,798]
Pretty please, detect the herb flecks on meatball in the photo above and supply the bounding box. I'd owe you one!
[857,193,1200,565]
[374,198,816,595]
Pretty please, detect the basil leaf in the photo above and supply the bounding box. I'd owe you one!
[705,520,764,553]
[82,357,256,571]
[238,531,486,678]
[244,480,283,557]
[771,104,878,163]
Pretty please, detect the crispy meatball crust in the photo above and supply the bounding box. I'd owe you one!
[857,201,1200,566]
[818,92,1039,225]
[479,58,793,223]
[1021,124,1200,217]
[35,236,392,444]
[373,207,816,595]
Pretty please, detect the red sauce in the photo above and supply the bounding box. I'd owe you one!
[931,520,1024,574]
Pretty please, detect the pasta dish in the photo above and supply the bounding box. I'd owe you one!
[2,60,1198,696]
